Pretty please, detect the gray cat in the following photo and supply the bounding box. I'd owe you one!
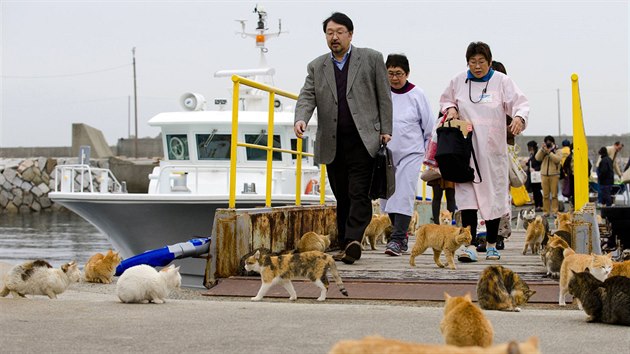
[568,269,630,326]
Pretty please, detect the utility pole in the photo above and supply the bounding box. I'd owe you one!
[132,47,138,158]
[557,88,561,137]
[127,95,131,139]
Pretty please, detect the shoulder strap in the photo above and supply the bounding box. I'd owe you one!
[470,135,482,184]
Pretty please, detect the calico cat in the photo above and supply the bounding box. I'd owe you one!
[568,270,630,325]
[362,214,391,250]
[610,260,630,278]
[116,264,181,304]
[477,265,536,312]
[296,232,331,253]
[328,336,541,354]
[83,249,122,284]
[409,224,472,269]
[244,250,348,301]
[0,260,80,299]
[440,292,493,347]
[439,209,453,225]
[523,216,544,255]
[558,249,613,306]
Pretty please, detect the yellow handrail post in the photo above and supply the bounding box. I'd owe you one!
[265,92,275,207]
[229,77,240,208]
[571,73,589,210]
[320,165,326,205]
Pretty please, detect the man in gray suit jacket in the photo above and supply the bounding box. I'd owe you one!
[294,12,392,264]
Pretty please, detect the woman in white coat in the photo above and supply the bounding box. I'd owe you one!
[440,42,529,261]
[381,54,434,256]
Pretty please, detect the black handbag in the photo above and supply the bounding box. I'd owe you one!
[369,144,395,200]
[434,121,482,183]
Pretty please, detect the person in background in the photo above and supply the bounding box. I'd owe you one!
[294,12,392,264]
[527,140,543,212]
[380,53,434,256]
[535,136,562,216]
[597,146,614,207]
[440,41,529,262]
[596,141,624,179]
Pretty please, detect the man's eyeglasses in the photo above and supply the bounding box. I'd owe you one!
[326,30,349,38]
[387,71,406,78]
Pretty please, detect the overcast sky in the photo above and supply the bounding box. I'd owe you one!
[1,0,628,147]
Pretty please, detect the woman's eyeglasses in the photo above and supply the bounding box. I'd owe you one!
[387,71,406,78]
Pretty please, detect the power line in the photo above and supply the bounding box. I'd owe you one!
[1,63,131,79]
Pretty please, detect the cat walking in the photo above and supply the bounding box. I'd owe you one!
[296,232,331,253]
[409,224,472,269]
[0,260,80,299]
[244,250,348,301]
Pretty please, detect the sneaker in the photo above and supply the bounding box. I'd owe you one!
[486,247,501,260]
[457,245,478,262]
[401,237,409,253]
[341,241,362,264]
[385,240,402,256]
[476,241,487,252]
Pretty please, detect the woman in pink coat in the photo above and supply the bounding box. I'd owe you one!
[440,42,529,262]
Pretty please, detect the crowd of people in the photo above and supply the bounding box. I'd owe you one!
[294,11,626,266]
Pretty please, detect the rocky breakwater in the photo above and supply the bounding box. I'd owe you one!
[0,158,108,214]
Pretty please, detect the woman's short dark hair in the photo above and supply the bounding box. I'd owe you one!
[323,12,353,33]
[386,54,410,74]
[527,140,538,149]
[544,135,555,144]
[491,60,507,75]
[466,42,492,63]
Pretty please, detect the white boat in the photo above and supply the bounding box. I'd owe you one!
[49,8,328,287]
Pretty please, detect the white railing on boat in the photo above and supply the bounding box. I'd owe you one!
[53,164,124,193]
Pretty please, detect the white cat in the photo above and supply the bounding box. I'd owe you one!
[0,260,81,299]
[116,264,181,304]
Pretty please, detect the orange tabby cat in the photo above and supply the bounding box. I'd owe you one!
[362,214,391,250]
[558,248,613,306]
[409,224,472,269]
[610,260,630,278]
[83,249,122,284]
[328,336,540,354]
[554,211,572,233]
[297,231,331,253]
[441,292,493,347]
[523,216,544,255]
[439,209,453,225]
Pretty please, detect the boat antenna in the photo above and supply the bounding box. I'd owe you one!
[235,4,286,55]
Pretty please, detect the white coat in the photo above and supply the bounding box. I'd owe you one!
[440,71,529,220]
[381,85,434,216]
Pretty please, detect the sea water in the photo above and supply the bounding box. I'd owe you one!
[0,211,113,268]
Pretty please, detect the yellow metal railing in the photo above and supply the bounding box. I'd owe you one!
[228,75,327,208]
[571,73,589,210]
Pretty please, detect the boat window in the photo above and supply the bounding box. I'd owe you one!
[290,137,309,160]
[196,133,231,160]
[244,134,282,161]
[166,134,189,160]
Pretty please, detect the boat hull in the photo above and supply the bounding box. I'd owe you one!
[51,192,325,288]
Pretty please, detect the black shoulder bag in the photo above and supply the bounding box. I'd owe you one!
[434,120,482,183]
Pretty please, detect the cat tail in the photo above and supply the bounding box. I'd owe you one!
[0,286,9,297]
[327,258,349,297]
